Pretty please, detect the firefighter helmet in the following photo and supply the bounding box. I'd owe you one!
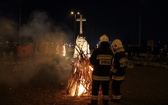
[99,34,109,43]
[111,39,123,50]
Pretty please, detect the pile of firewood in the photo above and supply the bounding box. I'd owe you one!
[66,47,93,96]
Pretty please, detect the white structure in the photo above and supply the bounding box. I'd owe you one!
[73,36,90,59]
[73,14,90,59]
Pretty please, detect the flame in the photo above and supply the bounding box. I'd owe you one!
[89,65,94,71]
[70,82,77,96]
[68,82,83,96]
[67,60,93,97]
[69,81,86,96]
[78,83,85,96]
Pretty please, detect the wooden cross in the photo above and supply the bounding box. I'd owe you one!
[76,14,86,35]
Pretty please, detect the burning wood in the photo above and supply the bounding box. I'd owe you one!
[66,58,93,96]
[66,45,92,96]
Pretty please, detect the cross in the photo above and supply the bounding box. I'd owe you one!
[76,14,86,35]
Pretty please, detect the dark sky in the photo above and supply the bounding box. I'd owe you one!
[0,0,167,46]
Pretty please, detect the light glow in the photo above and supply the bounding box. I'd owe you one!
[78,82,85,96]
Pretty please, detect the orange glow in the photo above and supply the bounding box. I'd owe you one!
[70,82,77,96]
[78,82,85,96]
[62,45,66,56]
[66,54,92,97]
[89,66,94,71]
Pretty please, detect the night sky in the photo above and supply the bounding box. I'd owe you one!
[0,0,167,46]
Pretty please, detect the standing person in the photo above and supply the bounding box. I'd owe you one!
[88,34,113,105]
[110,39,128,103]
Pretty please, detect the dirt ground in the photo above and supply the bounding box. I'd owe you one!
[0,55,168,105]
[0,55,92,105]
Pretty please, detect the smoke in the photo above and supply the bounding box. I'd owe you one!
[0,10,73,43]
[20,11,73,43]
[0,10,74,88]
[0,56,72,87]
[0,17,18,40]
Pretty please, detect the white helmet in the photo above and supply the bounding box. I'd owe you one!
[111,39,123,50]
[99,34,109,43]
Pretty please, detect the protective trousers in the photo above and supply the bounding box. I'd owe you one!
[91,80,109,105]
[111,80,123,101]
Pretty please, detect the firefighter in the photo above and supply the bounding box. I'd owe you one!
[110,39,128,103]
[88,34,113,105]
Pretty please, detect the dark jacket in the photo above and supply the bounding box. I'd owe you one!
[112,51,128,81]
[90,42,113,81]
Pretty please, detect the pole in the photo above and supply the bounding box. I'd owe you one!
[74,14,76,45]
[18,0,21,46]
[71,11,80,45]
[139,13,141,46]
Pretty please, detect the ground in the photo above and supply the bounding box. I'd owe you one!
[0,55,168,105]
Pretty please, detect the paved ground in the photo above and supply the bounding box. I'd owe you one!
[0,55,168,105]
[116,65,168,105]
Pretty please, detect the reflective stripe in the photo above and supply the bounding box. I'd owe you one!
[119,57,128,67]
[112,76,125,81]
[103,95,109,100]
[112,95,121,99]
[96,54,112,65]
[96,54,113,59]
[92,75,110,81]
[91,95,98,100]
[99,59,111,65]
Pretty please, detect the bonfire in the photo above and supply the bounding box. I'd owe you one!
[66,47,93,96]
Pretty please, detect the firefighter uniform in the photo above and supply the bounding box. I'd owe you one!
[110,39,128,103]
[88,34,113,105]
